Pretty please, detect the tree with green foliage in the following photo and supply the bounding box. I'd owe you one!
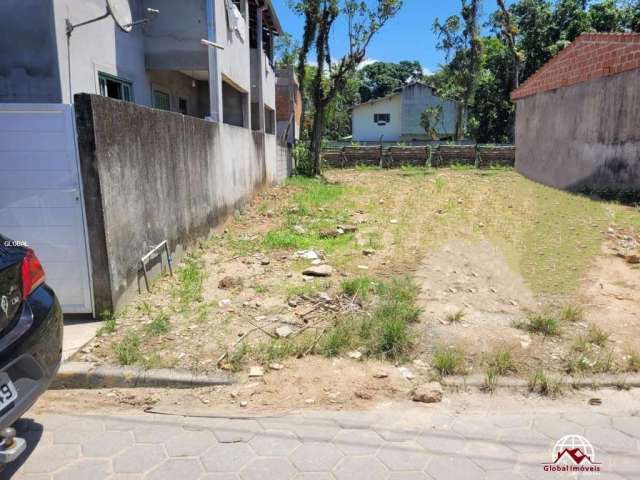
[358,60,423,102]
[291,0,403,175]
[420,105,444,140]
[431,0,637,144]
[274,32,300,69]
[495,0,524,88]
[433,0,482,139]
[469,37,515,143]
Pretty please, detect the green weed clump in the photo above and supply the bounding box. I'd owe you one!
[513,313,560,336]
[626,351,640,372]
[362,276,421,359]
[528,369,563,397]
[559,305,583,323]
[175,254,204,306]
[97,310,117,336]
[146,312,170,336]
[341,276,376,300]
[446,310,466,324]
[432,347,466,376]
[254,275,420,363]
[113,333,141,365]
[486,350,517,375]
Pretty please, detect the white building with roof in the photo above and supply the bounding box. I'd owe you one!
[351,82,459,142]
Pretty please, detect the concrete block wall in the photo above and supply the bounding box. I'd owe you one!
[75,94,286,315]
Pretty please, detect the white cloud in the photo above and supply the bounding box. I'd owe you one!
[422,67,434,76]
[357,58,380,70]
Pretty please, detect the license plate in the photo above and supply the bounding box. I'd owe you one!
[0,374,17,409]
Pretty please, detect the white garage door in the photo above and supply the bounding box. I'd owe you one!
[0,104,93,314]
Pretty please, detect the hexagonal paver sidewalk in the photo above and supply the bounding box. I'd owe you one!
[4,406,640,479]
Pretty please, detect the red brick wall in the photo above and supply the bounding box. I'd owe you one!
[276,84,291,121]
[512,33,640,101]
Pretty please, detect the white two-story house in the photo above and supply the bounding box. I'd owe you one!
[0,0,281,132]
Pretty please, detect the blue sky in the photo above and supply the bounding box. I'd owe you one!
[271,0,511,73]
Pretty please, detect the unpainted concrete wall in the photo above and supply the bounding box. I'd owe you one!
[251,49,276,110]
[515,68,640,196]
[217,0,251,93]
[75,94,285,314]
[143,0,208,71]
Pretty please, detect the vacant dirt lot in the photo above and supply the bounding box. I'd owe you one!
[77,167,640,405]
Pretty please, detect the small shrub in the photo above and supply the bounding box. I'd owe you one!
[362,276,420,360]
[566,351,615,374]
[367,232,384,250]
[194,302,213,323]
[176,255,204,306]
[486,350,517,375]
[146,312,170,336]
[559,305,583,323]
[254,284,268,294]
[376,317,412,359]
[263,229,303,249]
[572,336,590,353]
[113,333,141,366]
[585,324,609,347]
[528,369,563,397]
[97,310,117,336]
[142,352,172,370]
[566,355,593,374]
[513,313,559,336]
[434,176,446,192]
[432,347,465,376]
[320,320,356,357]
[627,350,640,372]
[228,343,251,372]
[446,310,465,324]
[377,275,420,306]
[137,302,153,316]
[292,143,313,177]
[285,280,332,299]
[342,276,376,300]
[483,367,498,393]
[253,340,296,364]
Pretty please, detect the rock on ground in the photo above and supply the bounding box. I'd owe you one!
[303,265,333,277]
[412,382,444,403]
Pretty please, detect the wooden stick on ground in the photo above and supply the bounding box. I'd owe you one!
[297,327,328,358]
[216,326,260,366]
[245,318,278,339]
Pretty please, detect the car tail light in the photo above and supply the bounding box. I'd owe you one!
[21,249,45,299]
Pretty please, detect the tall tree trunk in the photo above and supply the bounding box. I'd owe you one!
[311,104,324,175]
[456,103,465,140]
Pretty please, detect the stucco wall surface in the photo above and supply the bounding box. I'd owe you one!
[515,67,640,196]
[75,94,285,314]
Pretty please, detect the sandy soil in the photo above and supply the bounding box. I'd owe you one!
[35,378,640,418]
[74,169,640,409]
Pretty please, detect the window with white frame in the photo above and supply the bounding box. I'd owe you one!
[373,113,390,125]
[98,72,133,102]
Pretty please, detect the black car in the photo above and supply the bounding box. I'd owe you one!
[0,235,63,464]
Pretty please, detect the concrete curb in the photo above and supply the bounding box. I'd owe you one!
[441,373,640,390]
[51,362,234,389]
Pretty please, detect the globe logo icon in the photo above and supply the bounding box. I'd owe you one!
[552,434,596,465]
